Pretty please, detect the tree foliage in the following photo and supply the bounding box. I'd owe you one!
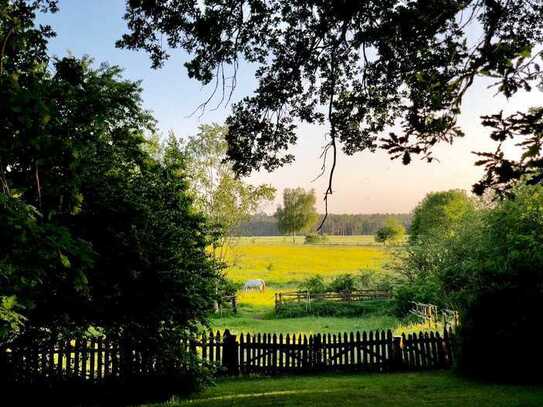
[179,124,275,254]
[275,188,318,239]
[119,0,543,201]
[0,1,222,349]
[439,184,543,382]
[374,217,406,245]
[392,190,476,314]
[236,213,411,236]
[393,184,543,381]
[410,190,476,242]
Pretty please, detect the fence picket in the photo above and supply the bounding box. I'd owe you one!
[4,328,455,384]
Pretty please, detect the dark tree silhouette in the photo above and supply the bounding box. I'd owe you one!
[119,0,543,216]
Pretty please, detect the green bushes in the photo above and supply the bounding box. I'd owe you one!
[299,276,327,294]
[298,270,397,296]
[304,233,329,244]
[392,184,543,382]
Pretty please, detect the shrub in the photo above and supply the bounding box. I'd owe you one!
[329,274,357,294]
[440,184,543,382]
[304,233,328,244]
[299,275,327,294]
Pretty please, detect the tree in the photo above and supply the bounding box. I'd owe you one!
[439,184,543,382]
[275,188,318,242]
[375,217,406,246]
[0,0,222,378]
[119,0,543,209]
[410,190,476,243]
[179,124,275,257]
[392,190,476,315]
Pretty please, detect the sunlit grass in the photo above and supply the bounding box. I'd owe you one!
[142,371,543,406]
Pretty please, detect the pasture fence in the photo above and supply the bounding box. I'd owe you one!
[2,328,454,385]
[217,295,237,314]
[275,289,391,312]
[410,302,459,330]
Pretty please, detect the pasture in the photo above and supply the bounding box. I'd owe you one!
[142,371,543,406]
[211,235,400,334]
[224,235,390,286]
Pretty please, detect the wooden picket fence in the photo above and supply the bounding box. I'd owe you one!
[2,328,454,384]
[198,328,454,375]
[1,337,196,385]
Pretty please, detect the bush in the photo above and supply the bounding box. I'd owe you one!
[299,275,327,294]
[304,233,328,244]
[329,274,357,294]
[441,184,543,382]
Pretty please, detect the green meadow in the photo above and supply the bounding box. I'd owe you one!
[224,235,390,286]
[211,236,404,335]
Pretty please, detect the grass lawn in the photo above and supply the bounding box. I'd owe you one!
[141,371,543,406]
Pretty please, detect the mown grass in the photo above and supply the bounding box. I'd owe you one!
[142,371,543,406]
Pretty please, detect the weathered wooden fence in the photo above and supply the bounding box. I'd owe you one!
[1,337,197,385]
[275,290,391,312]
[2,328,454,384]
[198,328,454,375]
[410,302,460,330]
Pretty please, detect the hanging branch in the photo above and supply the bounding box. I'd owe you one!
[317,49,338,232]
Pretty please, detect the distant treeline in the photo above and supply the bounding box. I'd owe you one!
[235,213,412,236]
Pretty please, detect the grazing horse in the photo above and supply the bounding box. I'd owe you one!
[243,279,266,292]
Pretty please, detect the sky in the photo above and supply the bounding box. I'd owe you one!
[39,1,542,214]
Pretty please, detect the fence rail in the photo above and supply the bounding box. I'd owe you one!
[2,328,454,385]
[275,290,391,312]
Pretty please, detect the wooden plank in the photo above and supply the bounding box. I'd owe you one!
[285,334,290,370]
[272,334,277,374]
[420,332,428,369]
[239,333,245,374]
[430,332,439,369]
[368,331,375,371]
[381,330,388,372]
[89,339,95,382]
[263,334,269,373]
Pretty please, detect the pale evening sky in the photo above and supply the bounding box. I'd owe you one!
[39,1,542,214]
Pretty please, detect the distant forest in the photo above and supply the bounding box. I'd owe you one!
[235,213,412,236]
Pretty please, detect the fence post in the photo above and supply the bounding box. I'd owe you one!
[391,336,403,371]
[313,334,322,370]
[222,330,239,376]
[231,296,237,314]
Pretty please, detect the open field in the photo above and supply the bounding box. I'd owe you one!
[143,371,543,406]
[224,236,391,285]
[211,235,402,334]
[232,235,382,246]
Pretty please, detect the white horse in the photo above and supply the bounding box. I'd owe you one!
[243,279,266,292]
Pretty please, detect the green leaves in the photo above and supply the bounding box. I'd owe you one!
[59,252,71,268]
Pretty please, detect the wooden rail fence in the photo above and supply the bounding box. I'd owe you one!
[275,290,391,312]
[2,328,454,384]
[410,302,460,330]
